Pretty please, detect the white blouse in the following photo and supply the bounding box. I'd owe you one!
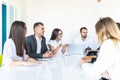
[81,39,120,80]
[48,40,63,54]
[74,36,93,50]
[2,39,29,66]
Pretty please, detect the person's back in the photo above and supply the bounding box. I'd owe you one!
[80,17,120,80]
[101,39,120,80]
[2,21,38,66]
[111,44,120,80]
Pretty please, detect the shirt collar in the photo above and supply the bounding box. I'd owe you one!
[35,35,42,41]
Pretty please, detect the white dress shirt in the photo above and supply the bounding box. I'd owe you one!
[74,36,93,52]
[2,39,29,66]
[81,39,120,80]
[48,40,63,55]
[35,36,42,54]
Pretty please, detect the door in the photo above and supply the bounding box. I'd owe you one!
[2,4,7,53]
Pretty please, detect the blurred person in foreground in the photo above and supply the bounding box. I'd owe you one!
[80,17,120,80]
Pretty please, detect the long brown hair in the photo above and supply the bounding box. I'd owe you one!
[9,21,28,57]
[50,28,63,40]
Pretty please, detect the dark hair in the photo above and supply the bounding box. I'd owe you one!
[33,22,44,29]
[9,21,28,57]
[50,28,62,40]
[80,27,87,32]
[116,22,120,30]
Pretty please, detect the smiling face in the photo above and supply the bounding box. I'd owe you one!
[57,30,63,40]
[34,24,45,38]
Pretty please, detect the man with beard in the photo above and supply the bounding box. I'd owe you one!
[74,27,93,54]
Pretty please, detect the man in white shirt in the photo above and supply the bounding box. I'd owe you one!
[74,27,93,54]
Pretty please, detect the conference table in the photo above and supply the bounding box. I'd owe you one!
[0,54,100,80]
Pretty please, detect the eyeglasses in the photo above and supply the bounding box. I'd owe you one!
[58,33,63,35]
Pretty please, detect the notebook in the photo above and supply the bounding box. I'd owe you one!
[35,57,52,61]
[67,44,85,55]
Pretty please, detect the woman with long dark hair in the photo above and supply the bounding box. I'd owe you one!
[48,28,67,55]
[2,21,38,66]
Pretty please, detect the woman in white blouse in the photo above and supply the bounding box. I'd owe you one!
[2,21,39,66]
[80,17,120,80]
[48,28,67,55]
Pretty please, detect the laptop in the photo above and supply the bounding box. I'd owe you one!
[66,44,85,55]
[86,50,98,56]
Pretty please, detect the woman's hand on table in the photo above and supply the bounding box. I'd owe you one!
[80,56,96,65]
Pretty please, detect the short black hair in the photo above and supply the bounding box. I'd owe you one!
[33,22,44,29]
[116,22,120,30]
[80,27,87,32]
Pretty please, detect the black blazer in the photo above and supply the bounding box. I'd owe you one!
[25,35,48,58]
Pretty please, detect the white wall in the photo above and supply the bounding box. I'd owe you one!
[7,0,27,38]
[26,0,120,49]
[26,0,100,49]
[8,0,27,21]
[1,0,27,39]
[0,0,27,53]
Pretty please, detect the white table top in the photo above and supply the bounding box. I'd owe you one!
[0,54,100,80]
